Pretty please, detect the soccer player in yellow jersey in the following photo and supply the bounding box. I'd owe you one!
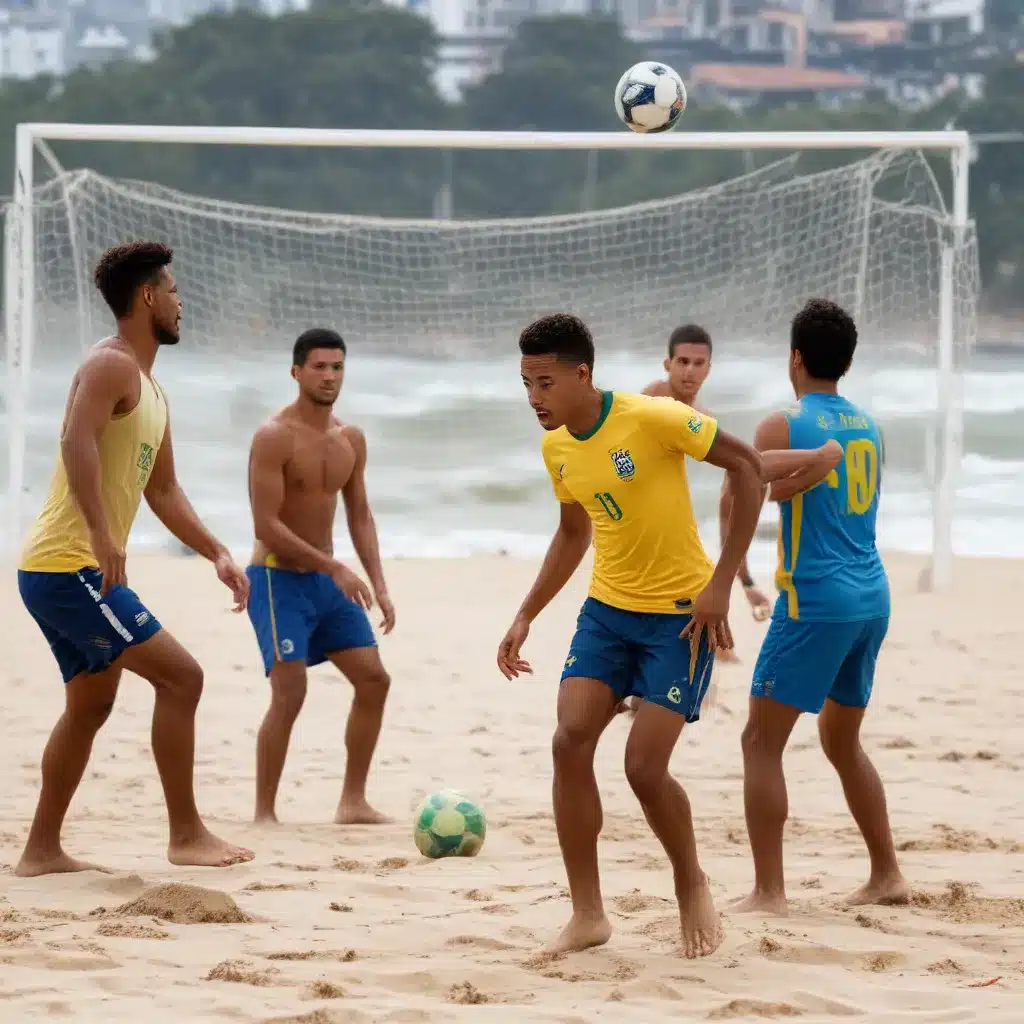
[494,313,765,960]
[15,242,254,876]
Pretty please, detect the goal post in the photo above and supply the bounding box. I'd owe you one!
[3,123,974,588]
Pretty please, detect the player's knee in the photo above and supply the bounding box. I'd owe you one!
[818,720,860,767]
[270,677,307,719]
[168,658,204,707]
[623,747,666,801]
[740,719,771,760]
[551,721,595,766]
[352,663,390,705]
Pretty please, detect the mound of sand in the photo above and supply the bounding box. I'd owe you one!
[105,883,253,924]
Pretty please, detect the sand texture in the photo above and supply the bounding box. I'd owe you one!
[1,552,1022,1022]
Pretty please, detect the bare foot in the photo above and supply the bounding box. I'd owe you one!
[843,874,910,907]
[729,889,789,916]
[678,878,725,958]
[168,829,254,868]
[14,850,110,878]
[253,811,280,827]
[718,648,741,664]
[334,801,392,825]
[545,912,613,954]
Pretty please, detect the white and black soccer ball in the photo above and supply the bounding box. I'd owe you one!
[614,61,687,134]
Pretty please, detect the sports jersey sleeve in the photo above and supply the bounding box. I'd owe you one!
[541,439,574,503]
[640,396,719,461]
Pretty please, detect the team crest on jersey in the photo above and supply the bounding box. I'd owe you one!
[817,415,829,428]
[609,448,636,481]
[686,414,703,434]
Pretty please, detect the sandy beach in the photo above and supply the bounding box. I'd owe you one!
[1,551,1021,1022]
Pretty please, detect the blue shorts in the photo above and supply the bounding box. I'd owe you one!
[561,597,715,722]
[751,615,890,714]
[18,567,163,684]
[246,565,376,676]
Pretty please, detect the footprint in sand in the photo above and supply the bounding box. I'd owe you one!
[912,882,1024,925]
[707,998,804,1019]
[205,958,281,986]
[756,935,906,972]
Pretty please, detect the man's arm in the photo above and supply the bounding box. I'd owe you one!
[719,479,756,589]
[248,424,340,575]
[61,350,136,543]
[702,430,764,588]
[341,426,386,595]
[514,500,592,625]
[145,414,230,562]
[754,411,839,503]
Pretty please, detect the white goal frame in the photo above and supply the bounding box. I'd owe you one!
[4,124,971,588]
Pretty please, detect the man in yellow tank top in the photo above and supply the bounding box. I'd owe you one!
[16,241,254,876]
[495,314,838,961]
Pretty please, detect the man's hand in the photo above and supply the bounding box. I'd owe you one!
[821,438,843,469]
[376,588,396,635]
[680,579,734,653]
[90,529,127,595]
[332,563,373,610]
[744,583,771,622]
[497,615,533,680]
[214,552,250,612]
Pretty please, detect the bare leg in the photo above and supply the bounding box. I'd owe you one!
[254,661,308,823]
[15,668,121,877]
[625,702,723,958]
[732,696,801,916]
[819,700,908,906]
[546,676,618,954]
[119,631,254,867]
[329,647,391,824]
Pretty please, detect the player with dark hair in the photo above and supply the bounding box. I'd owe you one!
[16,240,254,875]
[496,312,840,958]
[642,323,770,678]
[732,298,907,916]
[246,327,394,826]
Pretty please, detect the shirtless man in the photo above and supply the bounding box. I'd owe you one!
[645,324,771,636]
[245,328,395,825]
[16,240,254,875]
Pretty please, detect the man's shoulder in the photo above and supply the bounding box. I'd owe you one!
[77,340,138,382]
[642,379,672,398]
[541,424,572,459]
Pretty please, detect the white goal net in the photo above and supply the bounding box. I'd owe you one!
[2,138,979,580]
[8,148,977,359]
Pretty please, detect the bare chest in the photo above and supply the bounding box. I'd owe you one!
[283,429,355,495]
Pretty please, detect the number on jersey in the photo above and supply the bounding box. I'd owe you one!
[825,438,879,515]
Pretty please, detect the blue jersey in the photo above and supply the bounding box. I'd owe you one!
[774,392,890,623]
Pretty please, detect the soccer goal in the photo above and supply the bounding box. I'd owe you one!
[2,124,976,587]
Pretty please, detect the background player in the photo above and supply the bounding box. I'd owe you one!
[246,328,395,826]
[644,324,771,630]
[16,241,254,876]
[496,312,766,959]
[733,298,907,916]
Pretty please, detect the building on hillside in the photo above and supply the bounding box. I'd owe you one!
[0,6,66,80]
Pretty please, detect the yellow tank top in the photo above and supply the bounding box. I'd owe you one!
[19,370,168,573]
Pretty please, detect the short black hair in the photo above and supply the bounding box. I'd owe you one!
[293,327,346,367]
[93,241,173,318]
[518,313,595,371]
[668,323,712,357]
[791,298,857,381]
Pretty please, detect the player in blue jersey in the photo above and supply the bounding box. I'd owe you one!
[733,298,908,916]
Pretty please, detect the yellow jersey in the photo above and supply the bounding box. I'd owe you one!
[19,369,168,573]
[542,390,718,614]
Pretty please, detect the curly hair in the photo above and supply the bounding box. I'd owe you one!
[518,313,595,371]
[93,241,173,318]
[791,298,857,381]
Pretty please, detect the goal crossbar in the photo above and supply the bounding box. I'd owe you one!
[4,124,974,589]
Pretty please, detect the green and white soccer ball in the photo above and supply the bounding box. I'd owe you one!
[413,789,486,859]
